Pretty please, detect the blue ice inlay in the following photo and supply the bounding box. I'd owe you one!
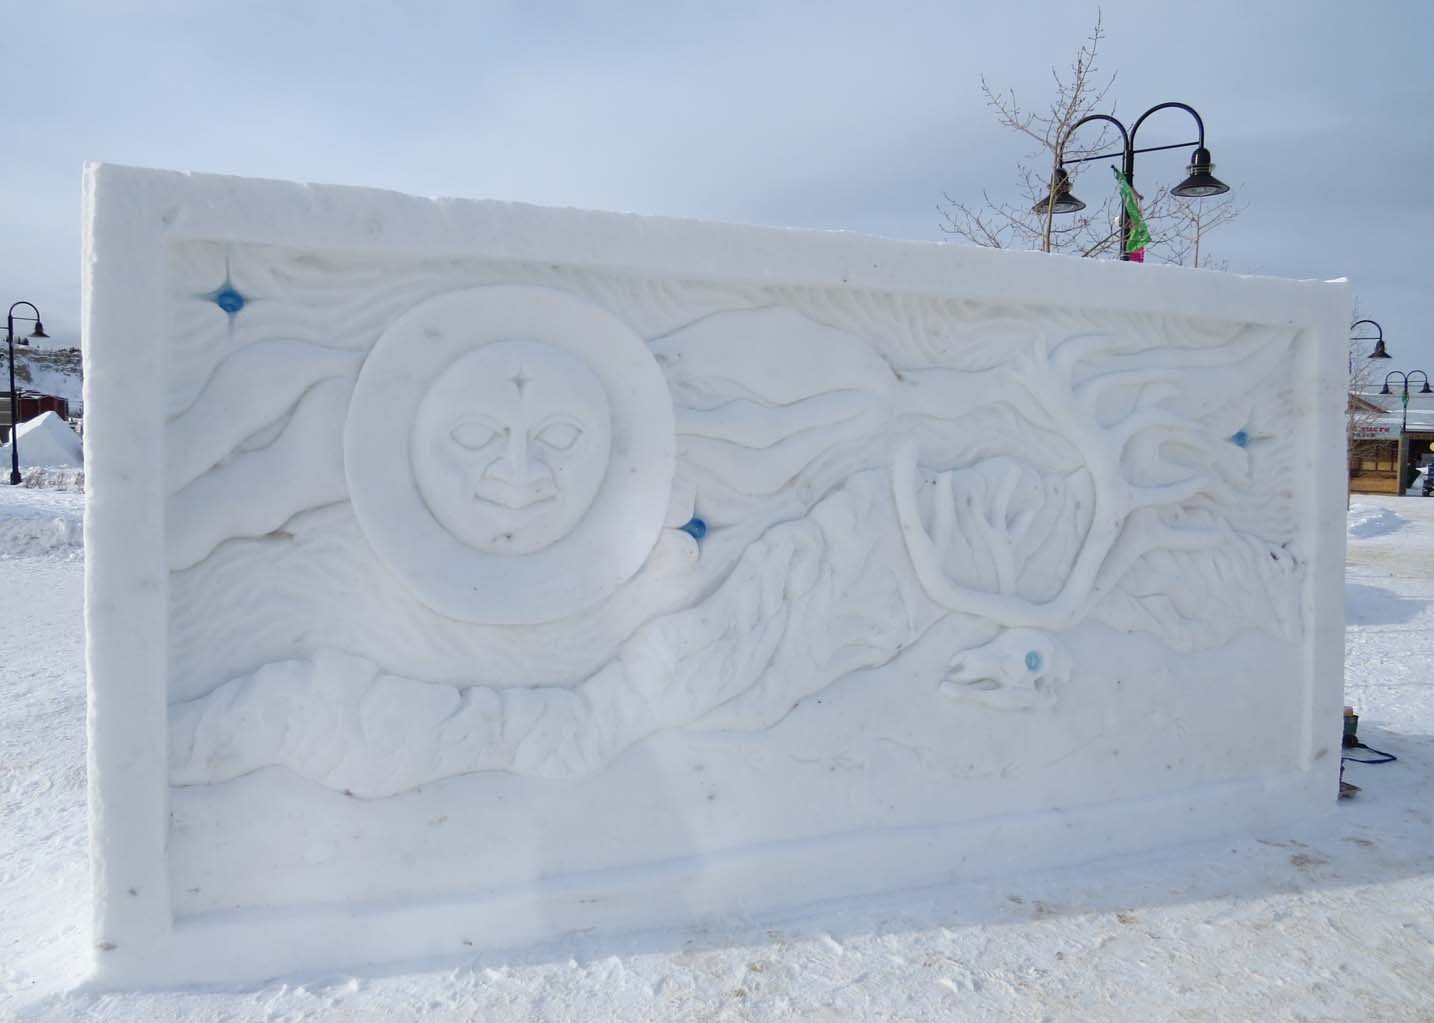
[1025,650,1043,671]
[680,517,707,541]
[1230,430,1249,448]
[213,286,246,314]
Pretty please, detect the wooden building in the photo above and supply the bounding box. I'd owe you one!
[1349,392,1434,496]
[0,391,72,443]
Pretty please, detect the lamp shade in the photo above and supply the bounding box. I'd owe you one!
[1031,167,1086,215]
[1368,339,1392,359]
[1170,147,1230,198]
[29,319,47,339]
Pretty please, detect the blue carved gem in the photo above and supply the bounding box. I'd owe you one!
[213,286,246,314]
[680,517,707,541]
[1230,430,1249,448]
[1025,650,1043,671]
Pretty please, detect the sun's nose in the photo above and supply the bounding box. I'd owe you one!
[484,431,555,489]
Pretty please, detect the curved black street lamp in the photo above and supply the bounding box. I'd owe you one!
[1380,369,1432,437]
[6,301,48,485]
[1351,319,1393,360]
[1032,101,1230,261]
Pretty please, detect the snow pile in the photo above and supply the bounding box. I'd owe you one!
[21,466,85,492]
[0,485,83,559]
[0,412,82,469]
[1348,502,1406,539]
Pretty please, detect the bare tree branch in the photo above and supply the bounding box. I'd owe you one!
[939,11,1239,264]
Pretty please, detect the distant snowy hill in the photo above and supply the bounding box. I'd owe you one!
[0,346,82,407]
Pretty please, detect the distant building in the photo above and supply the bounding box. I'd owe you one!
[1349,391,1434,495]
[0,390,71,443]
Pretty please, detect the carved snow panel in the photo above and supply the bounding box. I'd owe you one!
[83,166,1347,985]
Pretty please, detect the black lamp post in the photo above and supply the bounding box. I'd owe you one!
[1351,319,1393,361]
[1032,101,1230,261]
[1380,370,1432,436]
[1381,369,1432,493]
[6,301,48,485]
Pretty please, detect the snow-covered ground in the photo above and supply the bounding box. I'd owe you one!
[1,491,1431,1021]
[0,483,83,562]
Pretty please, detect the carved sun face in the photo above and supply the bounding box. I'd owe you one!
[411,339,613,556]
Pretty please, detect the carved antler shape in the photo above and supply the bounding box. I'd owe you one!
[893,332,1258,629]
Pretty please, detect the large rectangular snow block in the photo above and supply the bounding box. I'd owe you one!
[83,164,1348,985]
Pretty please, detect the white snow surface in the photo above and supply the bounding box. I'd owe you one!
[1348,502,1408,540]
[0,482,83,560]
[0,412,82,470]
[1,490,1431,1020]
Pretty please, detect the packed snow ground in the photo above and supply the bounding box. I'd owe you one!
[0,483,83,563]
[1,492,1431,1021]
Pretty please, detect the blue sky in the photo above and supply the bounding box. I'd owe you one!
[4,0,1431,366]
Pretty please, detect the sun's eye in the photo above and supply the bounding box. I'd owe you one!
[450,420,501,450]
[536,421,582,451]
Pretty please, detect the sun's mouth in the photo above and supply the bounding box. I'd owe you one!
[472,481,559,510]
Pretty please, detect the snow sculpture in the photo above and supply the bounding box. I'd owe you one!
[83,165,1349,986]
[942,628,1068,711]
[345,285,674,623]
[412,340,612,555]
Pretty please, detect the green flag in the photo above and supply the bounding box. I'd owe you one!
[1112,167,1151,255]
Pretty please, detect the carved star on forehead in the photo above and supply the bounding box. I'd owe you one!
[508,366,532,394]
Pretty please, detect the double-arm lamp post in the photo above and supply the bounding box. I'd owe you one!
[1381,369,1432,492]
[1032,102,1230,260]
[1381,370,1432,436]
[6,301,48,485]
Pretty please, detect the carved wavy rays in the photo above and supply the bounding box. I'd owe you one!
[169,477,932,795]
[167,504,710,702]
[166,248,765,415]
[167,378,351,571]
[167,240,1260,418]
[166,340,361,492]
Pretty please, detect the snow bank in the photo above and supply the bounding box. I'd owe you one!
[0,411,82,468]
[1348,503,1406,539]
[0,486,84,560]
[20,466,85,492]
